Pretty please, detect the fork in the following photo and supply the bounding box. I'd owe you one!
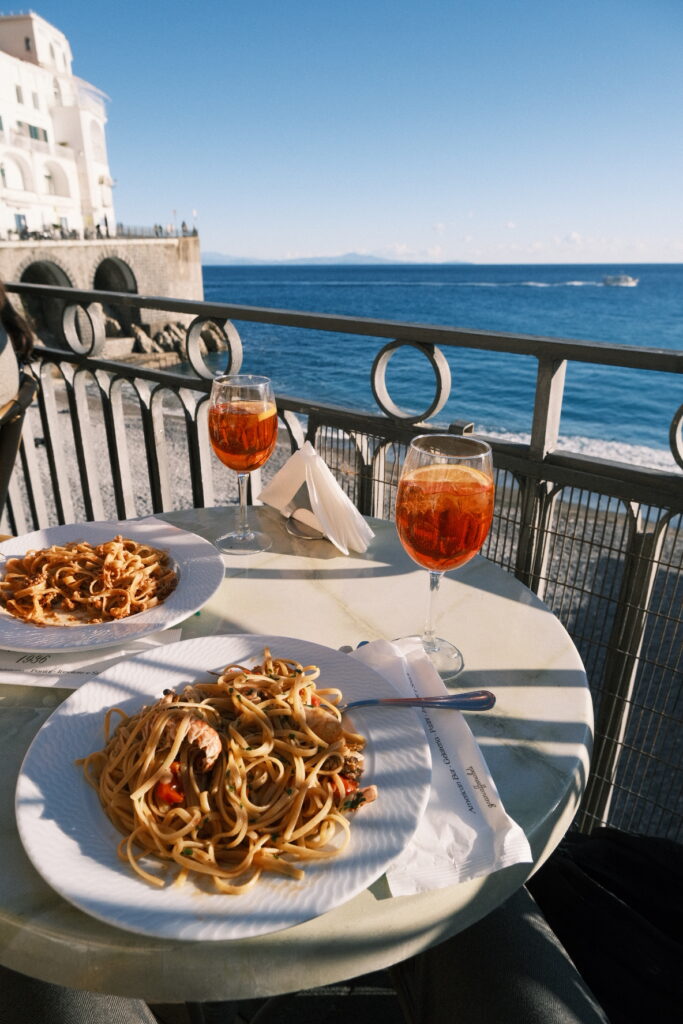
[340,689,496,713]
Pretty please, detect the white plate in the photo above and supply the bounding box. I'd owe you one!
[16,635,432,941]
[0,519,224,652]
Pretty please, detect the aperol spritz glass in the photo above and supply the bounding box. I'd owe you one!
[208,374,278,553]
[395,434,494,675]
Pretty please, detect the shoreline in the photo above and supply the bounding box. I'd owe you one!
[480,428,678,473]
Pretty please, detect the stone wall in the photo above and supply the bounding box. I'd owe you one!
[0,235,203,334]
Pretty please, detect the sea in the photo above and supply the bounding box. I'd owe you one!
[201,263,683,472]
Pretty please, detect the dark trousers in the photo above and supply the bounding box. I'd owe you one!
[392,886,609,1023]
[0,967,158,1024]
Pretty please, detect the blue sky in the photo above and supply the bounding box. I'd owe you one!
[18,0,683,263]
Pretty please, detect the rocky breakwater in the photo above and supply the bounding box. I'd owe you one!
[92,303,228,367]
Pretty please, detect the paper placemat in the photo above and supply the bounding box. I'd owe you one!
[0,628,182,688]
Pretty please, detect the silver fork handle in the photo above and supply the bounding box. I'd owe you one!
[343,690,496,712]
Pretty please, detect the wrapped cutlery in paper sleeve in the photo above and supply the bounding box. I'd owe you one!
[352,638,532,894]
[259,441,374,555]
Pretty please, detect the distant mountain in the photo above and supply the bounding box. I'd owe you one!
[201,252,270,265]
[201,251,470,266]
[279,253,394,265]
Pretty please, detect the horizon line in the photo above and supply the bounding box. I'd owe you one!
[201,258,681,267]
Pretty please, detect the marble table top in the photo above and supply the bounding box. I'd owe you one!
[0,507,592,1001]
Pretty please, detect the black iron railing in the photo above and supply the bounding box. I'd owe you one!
[3,281,682,842]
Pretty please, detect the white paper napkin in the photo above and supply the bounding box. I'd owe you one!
[0,628,182,689]
[352,638,532,894]
[259,441,375,555]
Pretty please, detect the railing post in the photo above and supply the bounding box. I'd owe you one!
[577,513,668,829]
[530,356,566,460]
[515,480,557,598]
[11,410,49,531]
[67,369,106,521]
[134,381,170,513]
[514,357,567,594]
[96,372,138,520]
[35,366,75,525]
[179,389,215,509]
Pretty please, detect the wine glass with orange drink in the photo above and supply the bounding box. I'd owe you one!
[395,434,494,675]
[208,374,278,553]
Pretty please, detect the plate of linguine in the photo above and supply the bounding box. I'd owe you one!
[15,634,432,940]
[0,518,224,652]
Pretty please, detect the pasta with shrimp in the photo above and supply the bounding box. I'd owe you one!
[77,648,377,894]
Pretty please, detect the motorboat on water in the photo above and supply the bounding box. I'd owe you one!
[603,274,639,287]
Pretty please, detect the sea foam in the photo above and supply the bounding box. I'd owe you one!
[481,429,679,473]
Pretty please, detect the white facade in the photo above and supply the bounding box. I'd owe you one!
[0,11,115,240]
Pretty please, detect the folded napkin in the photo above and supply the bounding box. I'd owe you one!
[259,441,374,555]
[0,628,182,689]
[352,638,532,894]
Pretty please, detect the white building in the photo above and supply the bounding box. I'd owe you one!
[0,11,115,240]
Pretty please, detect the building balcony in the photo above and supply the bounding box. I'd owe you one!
[8,130,50,153]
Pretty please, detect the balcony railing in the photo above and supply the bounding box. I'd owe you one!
[8,130,50,152]
[3,280,682,844]
[115,223,198,239]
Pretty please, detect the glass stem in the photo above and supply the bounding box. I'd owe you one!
[236,472,250,537]
[422,570,443,652]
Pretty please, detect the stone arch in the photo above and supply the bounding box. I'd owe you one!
[93,257,137,294]
[93,256,139,333]
[2,153,32,191]
[43,160,70,197]
[19,259,73,344]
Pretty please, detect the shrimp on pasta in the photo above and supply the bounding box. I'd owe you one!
[77,648,377,894]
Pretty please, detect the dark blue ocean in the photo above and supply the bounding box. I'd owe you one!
[201,263,683,469]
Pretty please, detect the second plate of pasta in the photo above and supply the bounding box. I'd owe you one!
[15,634,432,940]
[0,518,225,652]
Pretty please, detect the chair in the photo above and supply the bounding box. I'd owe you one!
[0,371,37,517]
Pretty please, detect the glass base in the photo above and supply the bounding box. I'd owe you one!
[215,506,272,554]
[215,529,272,554]
[285,517,325,541]
[403,634,464,679]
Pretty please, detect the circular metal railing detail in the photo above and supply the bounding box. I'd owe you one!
[371,339,451,422]
[185,317,243,379]
[670,403,683,471]
[62,302,107,356]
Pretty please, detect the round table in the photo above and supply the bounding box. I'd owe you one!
[0,508,592,1001]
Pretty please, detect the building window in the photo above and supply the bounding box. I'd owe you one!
[24,36,31,51]
[0,165,6,188]
[15,85,23,104]
[19,123,49,143]
[0,115,3,133]
[32,92,39,110]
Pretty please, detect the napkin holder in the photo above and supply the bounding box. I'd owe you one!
[260,442,374,555]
